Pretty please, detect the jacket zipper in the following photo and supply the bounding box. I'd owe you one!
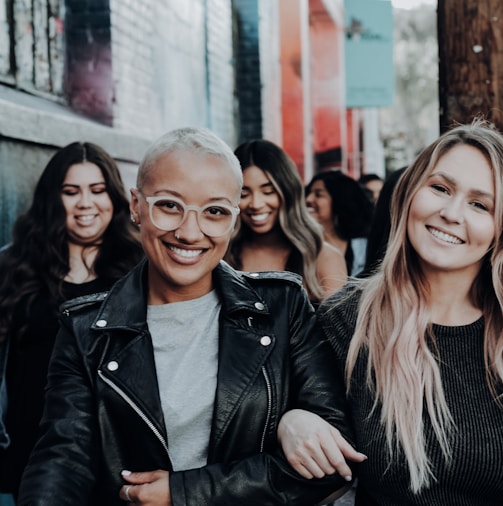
[260,366,272,453]
[97,370,171,462]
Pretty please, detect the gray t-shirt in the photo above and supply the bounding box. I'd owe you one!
[147,290,220,471]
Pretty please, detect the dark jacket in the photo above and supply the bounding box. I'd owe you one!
[19,260,353,506]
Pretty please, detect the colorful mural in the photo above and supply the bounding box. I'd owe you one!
[278,0,365,180]
[279,0,306,175]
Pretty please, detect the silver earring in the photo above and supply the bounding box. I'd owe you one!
[130,214,136,224]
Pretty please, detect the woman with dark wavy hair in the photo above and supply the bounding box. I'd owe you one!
[305,170,375,276]
[0,142,143,499]
[225,139,347,303]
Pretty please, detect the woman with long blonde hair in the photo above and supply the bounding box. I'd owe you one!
[277,120,503,504]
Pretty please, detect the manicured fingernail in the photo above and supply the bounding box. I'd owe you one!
[121,470,132,476]
[344,475,352,481]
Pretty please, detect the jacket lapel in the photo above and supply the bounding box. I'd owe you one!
[91,261,168,443]
[209,263,276,449]
[89,260,278,460]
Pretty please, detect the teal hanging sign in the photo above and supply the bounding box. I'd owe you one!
[344,0,394,108]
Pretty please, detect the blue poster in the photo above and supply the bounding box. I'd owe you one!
[344,0,394,108]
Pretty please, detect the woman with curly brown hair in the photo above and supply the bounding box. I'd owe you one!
[305,170,375,277]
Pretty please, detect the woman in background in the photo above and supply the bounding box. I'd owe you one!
[0,142,143,499]
[361,167,407,277]
[305,170,374,276]
[358,173,384,204]
[225,139,347,303]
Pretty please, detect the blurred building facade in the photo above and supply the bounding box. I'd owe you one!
[0,0,381,247]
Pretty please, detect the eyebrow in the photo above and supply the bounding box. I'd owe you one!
[61,181,106,188]
[242,181,274,190]
[431,171,494,200]
[152,189,235,205]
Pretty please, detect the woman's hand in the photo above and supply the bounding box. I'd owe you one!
[278,409,367,480]
[120,469,171,505]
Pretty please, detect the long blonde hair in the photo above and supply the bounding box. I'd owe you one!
[344,120,503,492]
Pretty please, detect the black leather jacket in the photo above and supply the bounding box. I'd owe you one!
[19,260,353,505]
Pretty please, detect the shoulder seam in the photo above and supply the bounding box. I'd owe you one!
[60,291,108,314]
[241,270,303,286]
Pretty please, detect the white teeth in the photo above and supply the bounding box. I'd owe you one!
[429,228,463,244]
[77,215,95,222]
[169,246,203,258]
[250,213,268,223]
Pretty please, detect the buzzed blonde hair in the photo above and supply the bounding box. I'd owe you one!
[136,127,243,198]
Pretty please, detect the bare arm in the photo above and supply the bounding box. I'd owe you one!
[278,409,367,480]
[316,242,348,299]
[117,408,368,505]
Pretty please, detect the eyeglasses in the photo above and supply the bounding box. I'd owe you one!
[139,193,240,237]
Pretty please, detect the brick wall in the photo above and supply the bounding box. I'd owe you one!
[0,0,240,246]
[151,0,208,135]
[207,0,237,148]
[109,0,236,146]
[257,0,281,144]
[66,0,114,124]
[109,0,157,138]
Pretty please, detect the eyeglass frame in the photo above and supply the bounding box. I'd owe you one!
[138,192,240,237]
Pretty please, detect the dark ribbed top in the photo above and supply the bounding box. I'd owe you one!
[318,286,503,506]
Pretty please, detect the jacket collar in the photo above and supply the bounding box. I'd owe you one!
[212,260,271,315]
[91,259,270,331]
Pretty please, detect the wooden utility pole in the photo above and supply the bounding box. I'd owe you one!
[438,0,503,132]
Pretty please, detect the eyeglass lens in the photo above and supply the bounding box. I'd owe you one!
[149,198,236,237]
